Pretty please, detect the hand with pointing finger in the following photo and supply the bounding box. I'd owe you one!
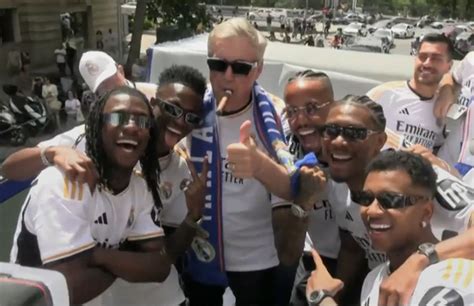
[306,249,344,301]
[181,153,209,221]
[226,120,266,179]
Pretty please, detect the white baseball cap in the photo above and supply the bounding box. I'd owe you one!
[79,51,117,93]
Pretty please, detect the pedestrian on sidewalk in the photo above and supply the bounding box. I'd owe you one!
[54,44,67,76]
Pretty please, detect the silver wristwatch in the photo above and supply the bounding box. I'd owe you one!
[417,242,439,265]
[307,289,331,306]
[291,204,309,218]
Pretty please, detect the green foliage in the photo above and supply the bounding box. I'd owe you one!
[146,0,211,31]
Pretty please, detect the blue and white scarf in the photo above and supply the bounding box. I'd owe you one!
[187,83,296,286]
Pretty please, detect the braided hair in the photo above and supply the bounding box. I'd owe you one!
[335,94,386,131]
[85,86,162,209]
[286,69,334,155]
[287,69,334,98]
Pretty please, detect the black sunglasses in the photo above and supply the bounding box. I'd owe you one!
[103,112,152,129]
[351,190,429,210]
[207,57,258,75]
[157,98,202,127]
[284,101,332,119]
[322,124,380,142]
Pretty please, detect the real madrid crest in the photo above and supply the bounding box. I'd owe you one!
[191,236,216,263]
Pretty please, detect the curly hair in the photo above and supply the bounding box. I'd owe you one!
[85,86,162,208]
[158,65,207,99]
[366,150,437,197]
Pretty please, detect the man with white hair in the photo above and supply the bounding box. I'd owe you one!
[185,17,316,305]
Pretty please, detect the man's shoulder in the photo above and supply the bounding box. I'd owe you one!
[367,81,407,101]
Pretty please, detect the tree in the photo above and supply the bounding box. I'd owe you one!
[125,0,147,79]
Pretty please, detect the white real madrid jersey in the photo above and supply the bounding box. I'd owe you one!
[327,166,473,269]
[361,259,474,306]
[367,81,444,150]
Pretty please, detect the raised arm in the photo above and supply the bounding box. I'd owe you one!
[1,146,96,183]
[434,72,460,121]
[273,166,327,265]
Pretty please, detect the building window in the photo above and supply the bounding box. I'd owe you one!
[0,8,20,45]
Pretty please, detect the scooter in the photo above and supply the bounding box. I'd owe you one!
[3,84,55,137]
[0,103,27,146]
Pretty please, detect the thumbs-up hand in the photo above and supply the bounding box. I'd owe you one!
[227,120,264,179]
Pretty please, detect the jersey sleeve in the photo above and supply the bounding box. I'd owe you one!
[431,166,474,241]
[27,167,95,264]
[410,259,474,305]
[37,125,85,149]
[127,176,164,241]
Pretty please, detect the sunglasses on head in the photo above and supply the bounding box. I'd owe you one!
[351,190,430,210]
[285,101,332,119]
[103,112,152,129]
[157,98,202,127]
[322,124,380,142]
[207,57,258,76]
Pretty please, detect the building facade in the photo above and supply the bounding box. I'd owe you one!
[0,0,121,71]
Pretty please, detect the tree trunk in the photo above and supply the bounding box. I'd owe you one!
[125,0,147,79]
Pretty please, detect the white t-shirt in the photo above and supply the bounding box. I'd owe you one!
[361,259,474,306]
[65,98,81,115]
[327,166,474,269]
[217,102,281,271]
[367,81,445,150]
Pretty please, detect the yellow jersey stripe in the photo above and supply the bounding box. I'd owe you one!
[63,176,70,198]
[78,183,84,201]
[454,259,465,284]
[43,242,95,264]
[71,181,77,200]
[127,231,164,241]
[442,259,454,281]
[464,261,474,288]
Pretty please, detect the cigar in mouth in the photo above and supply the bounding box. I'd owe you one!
[216,90,233,116]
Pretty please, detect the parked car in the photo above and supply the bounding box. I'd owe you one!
[444,18,456,24]
[430,22,444,29]
[342,37,389,53]
[391,23,415,38]
[249,9,287,22]
[344,13,365,24]
[455,31,474,55]
[372,28,394,47]
[342,22,367,36]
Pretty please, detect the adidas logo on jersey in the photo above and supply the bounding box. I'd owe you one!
[345,211,353,221]
[399,108,410,115]
[94,212,108,225]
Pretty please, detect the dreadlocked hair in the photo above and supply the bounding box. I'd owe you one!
[287,69,334,97]
[158,65,207,98]
[336,94,386,131]
[85,86,163,209]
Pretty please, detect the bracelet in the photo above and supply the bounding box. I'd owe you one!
[40,146,54,167]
